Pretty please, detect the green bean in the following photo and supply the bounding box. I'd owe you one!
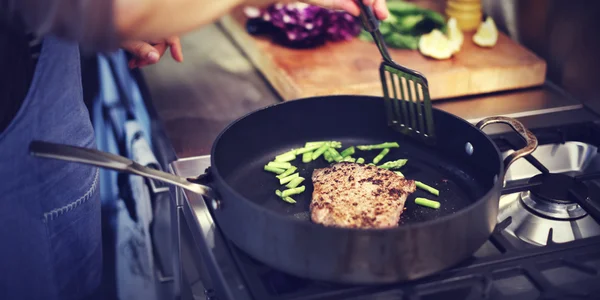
[295,144,321,155]
[340,146,355,157]
[372,148,390,164]
[275,190,296,204]
[281,196,297,204]
[282,186,305,198]
[264,165,285,174]
[327,148,344,162]
[279,173,299,185]
[267,161,292,169]
[356,157,365,164]
[276,166,297,179]
[312,143,330,160]
[416,181,440,196]
[342,156,356,163]
[378,159,408,170]
[357,142,399,151]
[415,197,440,209]
[395,171,404,177]
[305,141,342,148]
[302,151,313,163]
[323,150,334,162]
[286,177,305,189]
[275,151,296,162]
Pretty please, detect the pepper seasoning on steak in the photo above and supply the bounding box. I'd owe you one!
[310,162,416,228]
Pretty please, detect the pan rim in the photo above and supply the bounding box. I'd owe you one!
[210,95,504,233]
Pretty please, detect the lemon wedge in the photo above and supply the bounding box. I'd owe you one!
[447,18,464,53]
[473,17,498,47]
[419,29,453,60]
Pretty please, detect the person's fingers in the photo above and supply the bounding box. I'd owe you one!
[373,0,389,20]
[153,42,169,58]
[362,0,374,6]
[303,0,359,16]
[339,0,360,16]
[121,41,160,65]
[166,36,184,62]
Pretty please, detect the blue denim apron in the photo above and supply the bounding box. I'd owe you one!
[0,36,102,300]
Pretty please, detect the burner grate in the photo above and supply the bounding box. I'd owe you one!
[227,234,600,300]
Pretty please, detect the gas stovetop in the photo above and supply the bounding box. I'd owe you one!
[172,121,600,300]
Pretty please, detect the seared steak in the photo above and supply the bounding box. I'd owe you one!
[310,162,416,228]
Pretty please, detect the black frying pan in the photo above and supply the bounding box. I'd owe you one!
[30,95,537,284]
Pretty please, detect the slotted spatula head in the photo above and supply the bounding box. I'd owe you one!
[357,1,436,145]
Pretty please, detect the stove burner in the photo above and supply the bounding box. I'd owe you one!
[529,173,588,204]
[523,174,589,220]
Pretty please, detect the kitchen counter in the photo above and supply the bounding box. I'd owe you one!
[142,23,597,159]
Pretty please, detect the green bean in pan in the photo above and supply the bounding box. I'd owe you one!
[279,173,300,185]
[264,165,285,174]
[357,142,399,151]
[372,148,390,164]
[276,166,297,179]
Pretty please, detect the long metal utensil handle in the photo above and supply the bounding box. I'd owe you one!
[29,140,216,199]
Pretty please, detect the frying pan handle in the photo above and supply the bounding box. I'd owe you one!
[28,140,217,200]
[476,117,538,174]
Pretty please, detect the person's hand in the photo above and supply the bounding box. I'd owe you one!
[121,37,184,69]
[304,0,389,20]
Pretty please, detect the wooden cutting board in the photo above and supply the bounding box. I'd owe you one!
[219,5,547,101]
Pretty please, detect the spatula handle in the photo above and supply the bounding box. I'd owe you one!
[355,1,394,63]
[356,0,379,32]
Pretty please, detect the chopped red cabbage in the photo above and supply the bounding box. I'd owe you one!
[245,2,360,48]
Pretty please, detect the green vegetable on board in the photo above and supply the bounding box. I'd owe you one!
[279,173,300,185]
[416,181,440,196]
[267,161,292,170]
[415,197,440,209]
[302,151,313,163]
[327,148,344,162]
[286,177,305,189]
[282,186,306,198]
[275,151,296,162]
[386,32,419,49]
[357,142,400,151]
[312,143,330,160]
[264,165,285,174]
[378,159,408,170]
[360,0,447,49]
[356,157,365,164]
[340,146,355,158]
[373,148,390,164]
[276,166,297,179]
[275,190,296,204]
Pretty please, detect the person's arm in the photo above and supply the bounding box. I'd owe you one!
[115,0,388,42]
[2,0,246,52]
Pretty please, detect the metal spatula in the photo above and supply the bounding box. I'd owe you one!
[357,1,436,144]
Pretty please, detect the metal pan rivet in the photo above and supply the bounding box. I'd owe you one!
[465,142,474,156]
[211,199,220,210]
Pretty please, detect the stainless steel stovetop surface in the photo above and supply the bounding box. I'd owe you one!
[500,142,600,246]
